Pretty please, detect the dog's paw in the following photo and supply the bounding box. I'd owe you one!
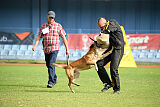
[72,90,75,93]
[73,83,80,86]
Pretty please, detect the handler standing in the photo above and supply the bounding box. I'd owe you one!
[32,11,69,88]
[97,17,124,94]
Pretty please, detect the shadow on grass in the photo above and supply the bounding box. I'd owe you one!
[25,90,71,93]
[0,84,45,88]
[0,84,104,94]
[24,89,103,94]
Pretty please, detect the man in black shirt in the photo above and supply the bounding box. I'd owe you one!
[97,17,124,94]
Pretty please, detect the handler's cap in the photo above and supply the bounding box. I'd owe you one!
[48,11,55,18]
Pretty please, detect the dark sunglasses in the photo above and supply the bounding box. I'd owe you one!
[49,17,54,19]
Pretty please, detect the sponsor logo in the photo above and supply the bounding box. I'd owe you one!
[0,36,13,43]
[126,35,149,44]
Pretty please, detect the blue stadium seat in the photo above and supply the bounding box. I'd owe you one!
[57,51,65,57]
[141,50,149,53]
[25,50,33,56]
[139,52,147,59]
[0,45,4,50]
[33,51,44,57]
[149,50,157,53]
[0,50,9,56]
[3,45,12,50]
[38,50,44,56]
[60,45,65,50]
[80,51,87,57]
[12,45,20,50]
[20,45,28,50]
[17,50,25,56]
[156,53,160,58]
[28,45,33,51]
[8,50,17,56]
[36,45,43,51]
[132,50,141,57]
[147,53,155,59]
[132,50,141,53]
[71,51,79,57]
[132,52,139,59]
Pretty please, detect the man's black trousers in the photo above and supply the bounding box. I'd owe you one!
[96,46,124,91]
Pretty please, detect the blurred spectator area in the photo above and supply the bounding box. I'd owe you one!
[0,44,160,62]
[0,0,160,62]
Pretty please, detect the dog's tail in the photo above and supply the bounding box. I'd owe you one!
[52,63,67,69]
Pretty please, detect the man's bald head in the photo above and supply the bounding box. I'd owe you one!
[97,17,107,30]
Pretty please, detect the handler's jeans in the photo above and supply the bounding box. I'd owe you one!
[96,46,124,91]
[45,50,58,85]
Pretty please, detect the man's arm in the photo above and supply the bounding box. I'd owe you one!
[61,36,69,56]
[32,35,41,51]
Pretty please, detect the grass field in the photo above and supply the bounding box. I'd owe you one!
[0,65,160,107]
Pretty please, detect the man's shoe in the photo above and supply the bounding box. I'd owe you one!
[113,90,120,94]
[101,84,112,92]
[47,84,53,88]
[47,81,57,88]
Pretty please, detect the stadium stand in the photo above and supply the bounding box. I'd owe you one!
[19,45,28,51]
[156,53,160,59]
[0,44,160,62]
[17,50,25,56]
[3,45,12,50]
[12,45,20,50]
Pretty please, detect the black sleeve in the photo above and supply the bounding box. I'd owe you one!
[108,20,118,32]
[102,44,113,55]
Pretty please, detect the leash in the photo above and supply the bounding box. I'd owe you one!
[89,37,96,42]
[67,55,69,65]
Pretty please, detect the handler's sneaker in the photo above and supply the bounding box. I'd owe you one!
[101,83,112,92]
[113,90,120,94]
[47,82,57,88]
[47,84,53,88]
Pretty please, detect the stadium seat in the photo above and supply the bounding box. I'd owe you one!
[60,45,65,50]
[141,50,149,53]
[36,45,43,50]
[132,52,139,59]
[28,45,33,51]
[25,50,33,56]
[20,45,28,50]
[8,50,17,56]
[139,52,147,58]
[156,53,160,58]
[0,50,9,56]
[17,50,25,56]
[57,51,65,57]
[71,51,79,57]
[39,50,44,56]
[147,53,155,59]
[132,50,141,57]
[132,50,141,54]
[0,45,4,50]
[80,51,87,57]
[149,50,157,53]
[12,45,20,50]
[3,45,12,50]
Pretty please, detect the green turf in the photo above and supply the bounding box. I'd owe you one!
[0,65,160,107]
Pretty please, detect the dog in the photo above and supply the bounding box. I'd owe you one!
[53,39,113,93]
